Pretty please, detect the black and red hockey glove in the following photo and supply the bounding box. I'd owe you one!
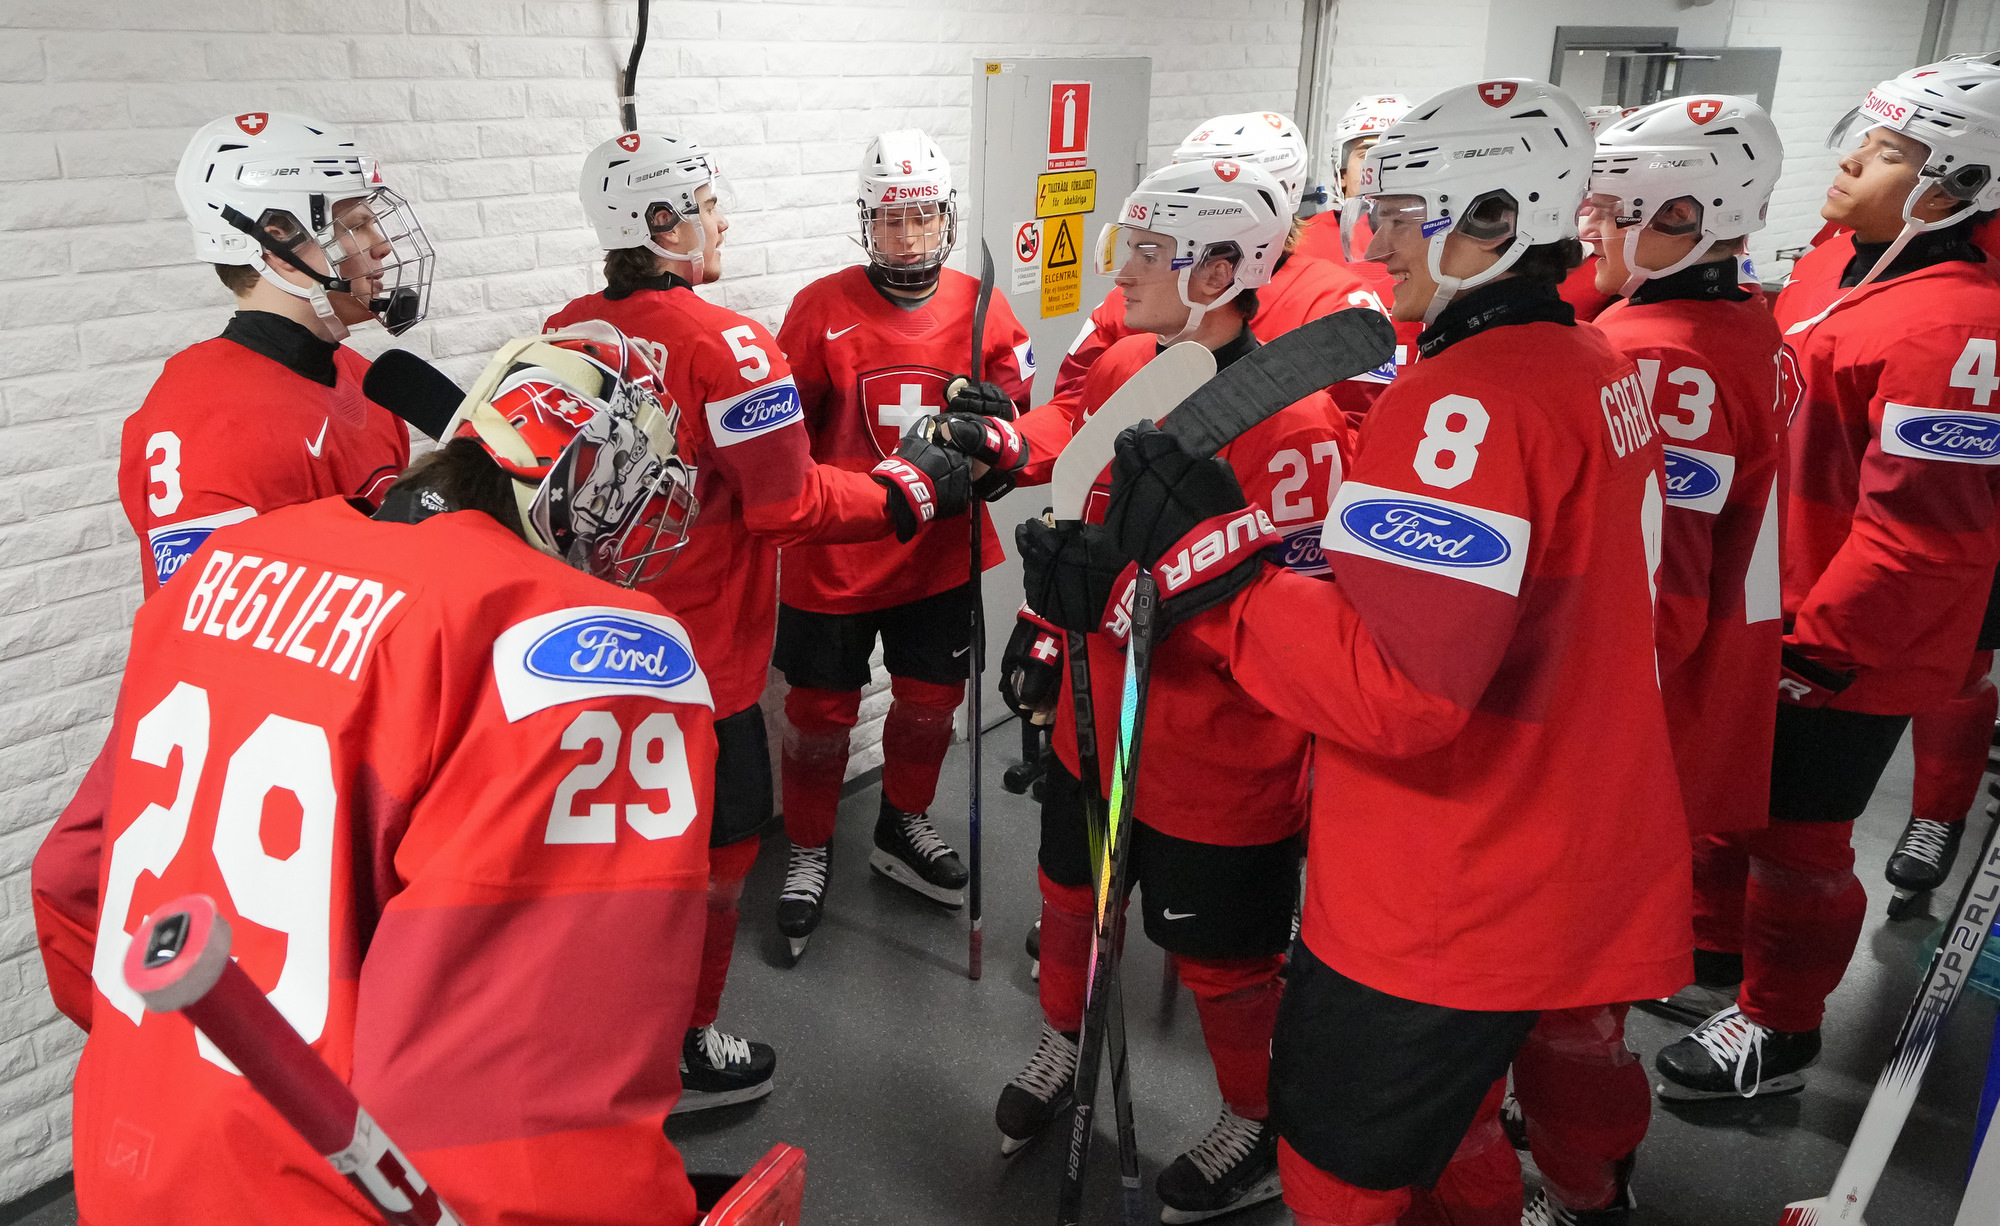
[1018,516,1129,635]
[944,376,1019,422]
[1103,420,1275,630]
[933,412,1029,501]
[999,609,1064,723]
[1777,643,1855,707]
[871,419,972,543]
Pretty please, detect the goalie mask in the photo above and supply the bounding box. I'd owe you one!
[580,130,731,284]
[1093,158,1289,345]
[448,322,699,588]
[858,129,958,291]
[177,111,434,340]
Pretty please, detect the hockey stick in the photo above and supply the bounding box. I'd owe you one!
[124,894,464,1226]
[1050,342,1216,521]
[1778,816,2000,1225]
[967,238,995,980]
[1058,309,1393,1225]
[1956,1093,2000,1226]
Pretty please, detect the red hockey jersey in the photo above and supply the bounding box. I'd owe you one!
[1594,291,1783,836]
[118,338,409,597]
[546,284,894,715]
[1182,312,1690,1010]
[1047,333,1351,845]
[50,498,715,1226]
[775,265,1033,614]
[1773,234,2000,715]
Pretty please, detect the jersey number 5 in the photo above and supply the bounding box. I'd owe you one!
[722,326,772,382]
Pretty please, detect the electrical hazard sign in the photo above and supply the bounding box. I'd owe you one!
[1048,82,1092,170]
[1040,214,1083,318]
[1035,169,1097,219]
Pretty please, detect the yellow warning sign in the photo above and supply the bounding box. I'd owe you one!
[1040,214,1083,318]
[985,61,1003,75]
[1035,169,1097,219]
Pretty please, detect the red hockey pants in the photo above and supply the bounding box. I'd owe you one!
[1280,1081,1521,1226]
[780,678,962,847]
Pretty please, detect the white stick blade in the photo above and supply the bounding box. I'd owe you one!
[1049,341,1215,521]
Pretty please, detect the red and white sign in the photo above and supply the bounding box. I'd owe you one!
[1048,82,1092,170]
[617,133,643,152]
[1477,81,1519,109]
[1015,221,1041,264]
[234,112,269,135]
[1686,98,1724,125]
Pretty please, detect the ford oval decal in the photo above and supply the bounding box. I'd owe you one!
[1339,499,1512,569]
[719,384,802,435]
[151,528,215,584]
[526,615,697,688]
[1894,413,2000,460]
[1663,449,1722,501]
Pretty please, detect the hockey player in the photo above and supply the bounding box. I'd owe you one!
[1510,95,1785,1224]
[1294,93,1411,266]
[1094,80,1688,1225]
[769,130,1033,955]
[547,130,969,1108]
[989,158,1355,1222]
[1655,57,2000,1101]
[37,324,718,1225]
[1052,112,1395,407]
[34,111,436,1032]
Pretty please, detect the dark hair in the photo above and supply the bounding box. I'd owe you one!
[1232,287,1260,319]
[1507,239,1585,286]
[378,437,526,537]
[603,246,664,294]
[215,263,261,294]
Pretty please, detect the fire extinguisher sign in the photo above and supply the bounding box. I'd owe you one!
[1047,82,1092,170]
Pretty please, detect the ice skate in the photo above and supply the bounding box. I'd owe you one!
[996,1023,1077,1155]
[1638,949,1743,1025]
[777,843,829,963]
[1885,815,1964,918]
[1654,1005,1819,1101]
[1522,1155,1635,1224]
[869,799,968,907]
[1156,1108,1282,1223]
[672,1024,776,1114]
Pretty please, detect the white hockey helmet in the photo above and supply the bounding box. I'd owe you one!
[579,130,726,283]
[1328,94,1413,205]
[1361,79,1592,323]
[1093,158,1289,343]
[176,111,433,338]
[1174,112,1310,214]
[448,321,698,588]
[1583,105,1631,135]
[1825,54,2000,288]
[857,129,958,290]
[1589,95,1782,294]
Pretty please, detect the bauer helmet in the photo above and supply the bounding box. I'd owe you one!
[1360,79,1592,324]
[1588,95,1782,295]
[858,129,957,291]
[579,130,728,284]
[1093,158,1289,344]
[1825,54,2000,289]
[1328,94,1413,206]
[1174,112,1311,214]
[176,111,433,339]
[447,321,698,587]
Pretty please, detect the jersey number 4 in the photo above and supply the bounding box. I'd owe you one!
[1953,338,1999,407]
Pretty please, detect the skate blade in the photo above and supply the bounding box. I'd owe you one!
[1031,958,1040,982]
[670,1079,775,1115]
[1654,1070,1808,1102]
[1777,1197,1864,1226]
[787,936,810,963]
[868,849,966,907]
[999,1131,1033,1157]
[1159,1170,1284,1224]
[1886,887,1926,919]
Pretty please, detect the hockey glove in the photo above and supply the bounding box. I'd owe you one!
[943,376,1019,422]
[1104,421,1276,632]
[1019,515,1130,635]
[1777,643,1855,707]
[999,610,1064,724]
[933,412,1030,502]
[872,418,973,543]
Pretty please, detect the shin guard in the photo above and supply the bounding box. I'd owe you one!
[691,837,761,1030]
[781,686,861,848]
[1512,1005,1647,1212]
[882,675,963,816]
[1911,651,1997,825]
[1737,819,1864,1033]
[1038,869,1096,1034]
[1178,953,1286,1120]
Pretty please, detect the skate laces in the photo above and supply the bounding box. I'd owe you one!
[696,1024,751,1069]
[899,810,953,862]
[1012,1024,1079,1104]
[1522,1190,1587,1226]
[1691,1005,1768,1097]
[1185,1108,1263,1185]
[780,844,829,902]
[1902,818,1954,867]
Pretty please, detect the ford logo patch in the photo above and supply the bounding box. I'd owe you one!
[1340,499,1512,568]
[1664,450,1722,500]
[1272,524,1329,574]
[1369,359,1397,381]
[151,528,215,584]
[527,615,697,688]
[1895,413,2000,459]
[719,385,802,435]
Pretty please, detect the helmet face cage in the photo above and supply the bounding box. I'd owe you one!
[530,387,700,589]
[319,185,434,335]
[861,198,959,288]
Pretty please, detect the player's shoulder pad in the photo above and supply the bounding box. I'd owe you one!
[491,604,713,722]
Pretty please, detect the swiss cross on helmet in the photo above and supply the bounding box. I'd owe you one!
[579,130,728,283]
[176,110,434,339]
[1172,111,1311,213]
[448,321,699,588]
[1092,157,1289,344]
[858,129,958,291]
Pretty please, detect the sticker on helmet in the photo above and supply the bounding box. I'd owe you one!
[1322,481,1531,595]
[1477,81,1520,108]
[234,112,269,135]
[1686,99,1725,125]
[617,133,643,152]
[492,606,712,721]
[1213,160,1242,182]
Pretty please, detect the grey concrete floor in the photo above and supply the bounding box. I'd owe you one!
[8,720,1996,1226]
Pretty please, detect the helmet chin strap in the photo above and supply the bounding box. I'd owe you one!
[644,237,705,285]
[1420,223,1530,327]
[248,250,350,342]
[1159,265,1244,346]
[1785,174,1973,336]
[1617,220,1717,298]
[1338,198,1362,262]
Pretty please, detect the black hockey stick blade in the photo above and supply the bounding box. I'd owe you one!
[1161,307,1394,459]
[363,348,465,441]
[971,239,995,385]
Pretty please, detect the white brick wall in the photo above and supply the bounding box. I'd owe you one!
[0,0,1309,1200]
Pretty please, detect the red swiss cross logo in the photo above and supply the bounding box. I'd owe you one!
[1477,81,1518,108]
[1686,99,1723,124]
[1260,112,1284,129]
[1213,160,1242,182]
[617,133,642,152]
[234,112,268,135]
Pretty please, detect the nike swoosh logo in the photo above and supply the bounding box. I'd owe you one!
[952,645,971,658]
[305,418,328,458]
[826,324,860,340]
[1162,909,1195,920]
